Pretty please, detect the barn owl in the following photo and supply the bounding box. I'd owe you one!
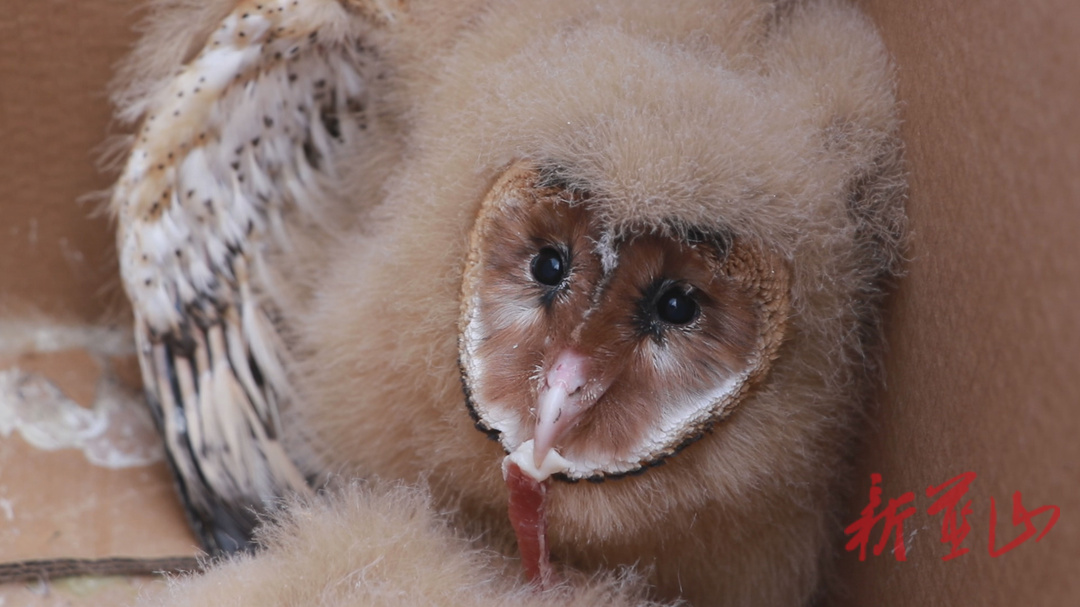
[109,0,905,604]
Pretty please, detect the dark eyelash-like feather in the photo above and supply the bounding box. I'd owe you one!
[683,226,733,259]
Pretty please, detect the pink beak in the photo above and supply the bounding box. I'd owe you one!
[533,350,593,469]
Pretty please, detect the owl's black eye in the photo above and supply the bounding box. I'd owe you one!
[530,247,566,286]
[656,286,698,325]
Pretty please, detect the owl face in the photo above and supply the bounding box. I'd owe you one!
[460,163,791,481]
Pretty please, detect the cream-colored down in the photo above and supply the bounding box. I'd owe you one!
[110,0,905,605]
[140,481,665,607]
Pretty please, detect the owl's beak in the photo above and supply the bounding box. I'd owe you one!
[532,350,593,469]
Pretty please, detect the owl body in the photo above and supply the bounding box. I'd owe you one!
[111,0,904,604]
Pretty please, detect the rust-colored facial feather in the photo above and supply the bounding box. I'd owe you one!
[558,235,760,463]
[472,189,603,408]
[466,167,772,473]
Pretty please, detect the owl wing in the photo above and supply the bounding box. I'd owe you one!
[111,0,389,554]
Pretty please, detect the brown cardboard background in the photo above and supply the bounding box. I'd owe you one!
[0,339,199,605]
[1,3,199,603]
[0,1,141,321]
[0,347,196,563]
[841,0,1080,605]
[0,0,1078,605]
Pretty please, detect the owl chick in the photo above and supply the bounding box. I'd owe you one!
[109,0,904,605]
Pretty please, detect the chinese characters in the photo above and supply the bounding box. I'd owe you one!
[845,472,1059,562]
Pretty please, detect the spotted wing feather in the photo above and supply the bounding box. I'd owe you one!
[111,0,382,553]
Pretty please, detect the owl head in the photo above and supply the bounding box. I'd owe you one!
[439,0,905,487]
[459,162,791,481]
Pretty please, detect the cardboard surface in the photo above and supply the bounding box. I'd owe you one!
[1,6,199,604]
[0,0,1078,605]
[0,327,199,605]
[839,0,1080,604]
[0,343,197,563]
[0,1,142,322]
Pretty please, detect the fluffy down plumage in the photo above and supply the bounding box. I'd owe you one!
[140,481,664,607]
[109,0,905,604]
